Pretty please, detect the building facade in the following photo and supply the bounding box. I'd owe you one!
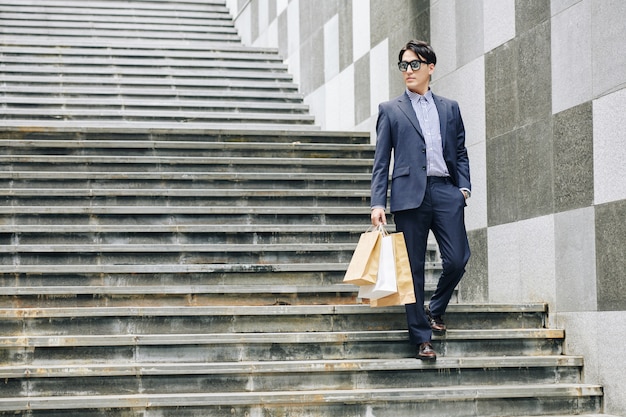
[227,0,626,414]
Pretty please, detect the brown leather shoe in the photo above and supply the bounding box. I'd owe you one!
[427,308,446,332]
[417,342,437,361]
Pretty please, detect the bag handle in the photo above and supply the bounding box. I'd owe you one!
[365,224,388,236]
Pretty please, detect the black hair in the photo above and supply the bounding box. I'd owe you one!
[398,40,437,65]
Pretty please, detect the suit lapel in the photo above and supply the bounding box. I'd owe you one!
[432,93,448,151]
[395,94,424,140]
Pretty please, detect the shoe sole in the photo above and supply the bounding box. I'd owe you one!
[417,355,437,361]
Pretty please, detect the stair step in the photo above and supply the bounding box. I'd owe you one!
[0,75,300,91]
[0,188,370,197]
[0,306,548,336]
[0,98,309,115]
[0,36,279,53]
[0,1,230,18]
[0,284,447,307]
[0,242,362,261]
[0,329,565,359]
[1,65,294,80]
[0,20,238,35]
[0,355,583,378]
[0,384,603,415]
[0,55,285,70]
[0,110,315,125]
[0,155,370,170]
[0,204,369,211]
[0,45,284,60]
[0,356,584,395]
[0,27,240,42]
[0,303,544,317]
[0,120,323,130]
[0,170,370,181]
[0,128,370,144]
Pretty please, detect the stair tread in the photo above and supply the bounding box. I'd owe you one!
[0,20,238,33]
[0,284,364,295]
[0,384,604,411]
[0,242,364,252]
[1,66,293,79]
[0,263,350,274]
[0,97,308,110]
[0,155,367,164]
[0,328,563,347]
[0,356,585,378]
[0,36,279,52]
[0,120,322,130]
[0,1,229,12]
[0,45,284,60]
[0,189,370,198]
[0,224,382,232]
[0,29,240,42]
[0,303,547,315]
[0,139,370,149]
[0,56,284,68]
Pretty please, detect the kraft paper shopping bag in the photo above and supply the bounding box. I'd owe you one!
[370,231,416,307]
[357,234,397,299]
[343,228,382,286]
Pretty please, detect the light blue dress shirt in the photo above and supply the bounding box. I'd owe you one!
[406,88,449,178]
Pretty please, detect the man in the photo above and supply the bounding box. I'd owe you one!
[370,40,471,361]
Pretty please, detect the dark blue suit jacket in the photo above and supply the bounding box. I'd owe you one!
[371,91,471,212]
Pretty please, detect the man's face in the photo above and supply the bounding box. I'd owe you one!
[401,49,435,95]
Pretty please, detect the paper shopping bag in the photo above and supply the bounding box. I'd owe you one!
[343,228,381,286]
[357,234,397,299]
[370,231,416,307]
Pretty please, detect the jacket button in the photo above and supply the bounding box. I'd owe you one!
[422,167,426,171]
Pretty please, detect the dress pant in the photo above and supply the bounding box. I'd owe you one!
[393,176,470,345]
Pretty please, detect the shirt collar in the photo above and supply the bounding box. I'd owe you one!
[406,87,433,103]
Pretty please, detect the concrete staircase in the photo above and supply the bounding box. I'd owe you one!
[0,0,316,130]
[0,1,614,416]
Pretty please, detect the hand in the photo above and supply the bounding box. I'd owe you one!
[371,208,387,226]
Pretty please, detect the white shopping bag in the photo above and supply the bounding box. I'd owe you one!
[357,234,397,300]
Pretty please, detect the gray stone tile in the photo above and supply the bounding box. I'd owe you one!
[298,0,337,42]
[338,1,353,72]
[595,199,626,311]
[517,21,552,127]
[370,0,429,49]
[250,0,259,42]
[515,0,550,35]
[299,29,326,95]
[555,207,597,312]
[516,118,554,220]
[487,118,554,225]
[551,0,583,16]
[460,227,488,303]
[456,0,484,67]
[354,53,371,125]
[277,9,289,58]
[553,101,594,212]
[487,132,519,225]
[591,0,626,97]
[268,0,277,22]
[550,0,592,114]
[485,41,519,139]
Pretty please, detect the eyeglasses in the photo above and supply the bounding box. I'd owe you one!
[398,60,428,72]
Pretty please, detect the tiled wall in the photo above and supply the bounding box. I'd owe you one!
[228,1,626,413]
